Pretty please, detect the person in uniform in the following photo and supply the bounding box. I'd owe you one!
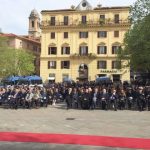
[65,88,72,109]
[81,88,90,109]
[137,87,146,111]
[100,88,109,110]
[126,88,134,110]
[118,89,126,110]
[72,88,79,109]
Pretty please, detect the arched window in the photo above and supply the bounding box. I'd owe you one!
[61,43,70,55]
[79,43,88,56]
[112,42,121,54]
[97,42,107,54]
[32,21,34,28]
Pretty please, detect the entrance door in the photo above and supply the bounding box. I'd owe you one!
[112,74,120,82]
[78,64,88,82]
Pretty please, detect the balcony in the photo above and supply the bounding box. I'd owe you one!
[40,19,130,29]
[70,53,97,59]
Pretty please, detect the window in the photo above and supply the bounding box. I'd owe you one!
[98,31,107,38]
[62,74,69,81]
[49,73,55,77]
[50,17,55,25]
[97,61,107,69]
[97,46,107,54]
[112,61,121,69]
[113,75,121,82]
[100,15,105,20]
[114,31,119,37]
[100,15,105,24]
[64,16,68,25]
[114,14,119,24]
[33,46,38,52]
[64,32,68,38]
[51,32,55,39]
[61,61,70,69]
[48,47,57,55]
[79,32,88,38]
[82,16,86,24]
[112,46,121,54]
[61,47,70,55]
[79,46,88,56]
[32,21,34,28]
[48,61,56,69]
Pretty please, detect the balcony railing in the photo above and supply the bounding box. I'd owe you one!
[70,53,97,59]
[41,19,130,28]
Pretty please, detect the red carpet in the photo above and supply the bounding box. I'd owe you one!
[0,132,150,149]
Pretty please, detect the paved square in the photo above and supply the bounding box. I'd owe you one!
[0,103,149,149]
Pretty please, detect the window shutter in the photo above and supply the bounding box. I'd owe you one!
[97,61,100,69]
[55,47,57,55]
[68,47,70,54]
[48,61,50,69]
[79,46,81,55]
[54,61,56,69]
[61,61,63,69]
[105,32,107,37]
[97,32,99,38]
[68,61,70,69]
[112,46,115,54]
[112,61,114,69]
[97,46,100,54]
[86,46,88,54]
[86,32,88,38]
[79,32,81,38]
[104,46,107,54]
[61,47,63,55]
[48,47,50,55]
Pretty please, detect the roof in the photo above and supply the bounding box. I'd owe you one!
[41,6,130,13]
[29,9,40,18]
[0,33,40,45]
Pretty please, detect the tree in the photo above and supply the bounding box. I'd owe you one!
[118,0,150,74]
[129,0,150,24]
[0,36,35,78]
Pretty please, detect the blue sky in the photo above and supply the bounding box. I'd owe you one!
[0,0,136,35]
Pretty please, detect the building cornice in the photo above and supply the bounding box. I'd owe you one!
[41,6,130,15]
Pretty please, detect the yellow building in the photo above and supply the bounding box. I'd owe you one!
[40,0,131,83]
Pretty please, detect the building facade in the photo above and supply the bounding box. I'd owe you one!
[0,9,41,75]
[40,0,130,83]
[0,33,41,75]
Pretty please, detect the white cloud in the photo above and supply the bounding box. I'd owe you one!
[0,0,136,35]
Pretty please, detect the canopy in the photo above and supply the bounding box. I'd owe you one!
[25,75,42,81]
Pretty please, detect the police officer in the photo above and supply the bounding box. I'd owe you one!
[118,89,126,110]
[81,88,90,109]
[126,88,134,110]
[65,88,72,109]
[100,88,109,110]
[137,87,146,111]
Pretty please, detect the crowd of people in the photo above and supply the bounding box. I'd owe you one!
[0,81,150,111]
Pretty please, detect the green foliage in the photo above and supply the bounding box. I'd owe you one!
[118,14,150,72]
[130,0,150,24]
[0,36,35,78]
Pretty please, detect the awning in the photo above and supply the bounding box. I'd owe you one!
[48,77,55,80]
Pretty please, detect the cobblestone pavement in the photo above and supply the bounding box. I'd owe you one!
[0,103,149,149]
[0,142,137,150]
